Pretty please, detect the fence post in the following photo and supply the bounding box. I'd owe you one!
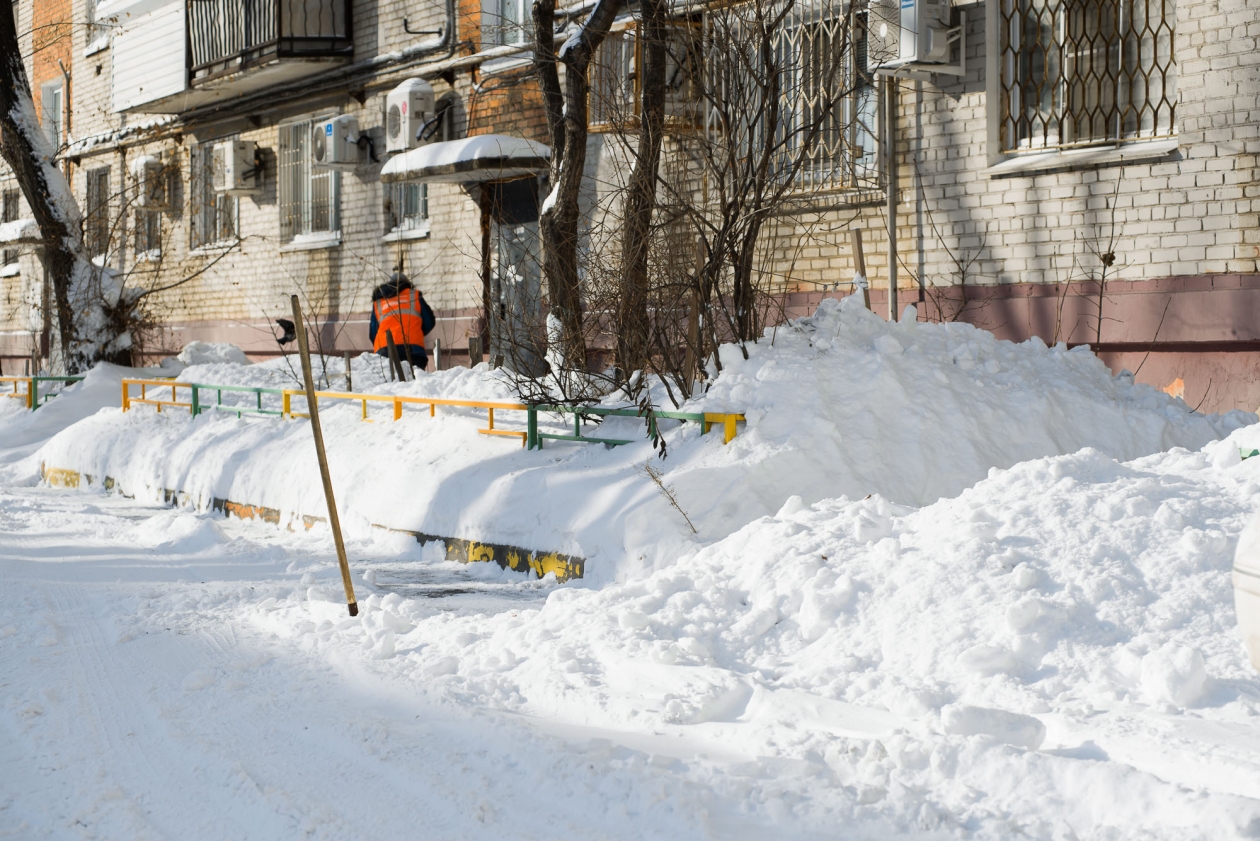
[121,380,129,412]
[526,405,538,449]
[191,385,200,417]
[28,378,37,410]
[282,390,291,417]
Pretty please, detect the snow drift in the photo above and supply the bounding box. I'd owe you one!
[27,295,1253,581]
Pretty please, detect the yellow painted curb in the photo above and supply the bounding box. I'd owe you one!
[39,464,584,581]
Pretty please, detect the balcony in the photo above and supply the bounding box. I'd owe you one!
[108,0,354,113]
[188,0,353,86]
[188,0,353,89]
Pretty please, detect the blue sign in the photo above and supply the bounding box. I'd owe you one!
[326,124,333,135]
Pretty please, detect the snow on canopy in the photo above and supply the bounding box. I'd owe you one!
[380,134,550,184]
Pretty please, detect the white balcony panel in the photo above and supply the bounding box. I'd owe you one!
[111,0,187,113]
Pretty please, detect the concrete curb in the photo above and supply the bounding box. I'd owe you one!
[40,464,585,582]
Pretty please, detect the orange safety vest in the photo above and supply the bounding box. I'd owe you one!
[373,288,427,353]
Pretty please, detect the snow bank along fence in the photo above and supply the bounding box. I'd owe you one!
[1,375,85,409]
[40,464,586,582]
[119,378,747,449]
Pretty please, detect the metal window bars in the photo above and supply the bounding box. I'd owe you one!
[279,121,337,240]
[999,0,1176,152]
[704,0,882,195]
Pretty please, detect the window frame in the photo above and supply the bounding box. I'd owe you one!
[482,0,530,48]
[988,0,1177,164]
[190,142,239,250]
[277,117,341,244]
[84,166,112,259]
[41,81,63,149]
[2,189,20,269]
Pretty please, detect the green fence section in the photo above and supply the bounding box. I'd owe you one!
[189,383,288,419]
[525,404,743,450]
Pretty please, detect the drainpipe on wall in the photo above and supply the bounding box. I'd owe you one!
[885,75,898,322]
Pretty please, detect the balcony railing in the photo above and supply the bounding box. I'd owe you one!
[188,0,353,84]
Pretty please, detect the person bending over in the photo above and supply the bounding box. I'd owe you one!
[369,272,435,371]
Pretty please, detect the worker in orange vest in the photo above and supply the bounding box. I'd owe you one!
[369,272,435,370]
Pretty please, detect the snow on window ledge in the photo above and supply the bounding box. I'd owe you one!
[135,249,161,263]
[84,35,109,57]
[279,232,343,253]
[189,241,239,257]
[987,137,1179,178]
[382,222,431,243]
[0,263,19,278]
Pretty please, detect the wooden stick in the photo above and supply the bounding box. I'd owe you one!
[851,228,871,311]
[385,332,404,382]
[291,296,358,617]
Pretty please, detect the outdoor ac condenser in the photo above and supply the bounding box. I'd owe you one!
[385,79,436,154]
[868,0,951,70]
[131,155,167,207]
[211,140,259,194]
[313,116,361,169]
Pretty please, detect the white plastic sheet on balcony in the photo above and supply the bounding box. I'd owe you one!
[380,135,550,184]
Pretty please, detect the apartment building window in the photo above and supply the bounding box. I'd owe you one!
[388,183,429,233]
[702,6,878,192]
[190,143,238,248]
[134,210,161,257]
[41,82,63,148]
[2,190,20,268]
[589,22,704,132]
[278,120,339,242]
[85,167,111,258]
[998,0,1176,152]
[483,0,529,47]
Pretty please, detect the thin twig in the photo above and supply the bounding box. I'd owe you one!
[639,461,696,534]
[1132,297,1171,379]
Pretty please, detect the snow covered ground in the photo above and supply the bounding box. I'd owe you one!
[7,297,1260,838]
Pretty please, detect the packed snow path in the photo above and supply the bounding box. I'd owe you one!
[0,487,729,840]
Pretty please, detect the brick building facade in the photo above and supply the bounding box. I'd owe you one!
[1,0,1258,412]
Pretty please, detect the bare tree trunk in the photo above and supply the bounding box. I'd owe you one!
[531,0,620,370]
[0,1,83,371]
[615,0,667,380]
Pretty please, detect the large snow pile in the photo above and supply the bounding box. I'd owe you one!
[29,297,1252,582]
[109,415,1260,836]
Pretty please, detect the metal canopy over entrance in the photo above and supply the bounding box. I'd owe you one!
[379,135,550,184]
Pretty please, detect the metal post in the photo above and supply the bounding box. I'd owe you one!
[191,385,200,417]
[526,405,538,449]
[291,295,358,617]
[30,378,38,410]
[885,76,899,322]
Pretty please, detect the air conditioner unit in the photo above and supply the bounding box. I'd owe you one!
[868,0,951,70]
[385,79,436,154]
[211,140,259,194]
[312,116,361,169]
[131,155,167,207]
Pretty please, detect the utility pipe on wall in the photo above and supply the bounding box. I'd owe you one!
[885,76,898,322]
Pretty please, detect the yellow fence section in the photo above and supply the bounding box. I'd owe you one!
[1,376,32,409]
[280,389,531,444]
[121,379,195,413]
[119,378,746,449]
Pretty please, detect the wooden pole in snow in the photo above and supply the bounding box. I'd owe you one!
[851,229,870,311]
[291,296,358,617]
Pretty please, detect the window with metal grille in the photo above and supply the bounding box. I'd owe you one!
[278,121,339,241]
[589,22,703,132]
[704,4,878,193]
[134,210,161,258]
[999,0,1176,152]
[190,143,238,249]
[85,167,111,258]
[2,189,19,267]
[388,183,429,233]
